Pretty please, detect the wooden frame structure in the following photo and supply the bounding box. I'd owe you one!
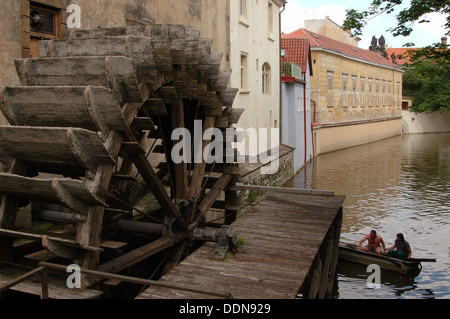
[0,24,244,289]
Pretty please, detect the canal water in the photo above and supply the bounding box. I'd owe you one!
[285,133,450,299]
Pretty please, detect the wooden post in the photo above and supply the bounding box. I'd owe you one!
[318,225,335,298]
[326,208,343,298]
[224,175,239,224]
[0,159,28,261]
[307,256,322,299]
[41,268,49,299]
[76,103,142,272]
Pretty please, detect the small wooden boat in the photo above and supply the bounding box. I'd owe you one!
[338,243,437,274]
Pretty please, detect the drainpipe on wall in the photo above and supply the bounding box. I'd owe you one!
[279,3,286,142]
[304,81,307,164]
[311,99,316,157]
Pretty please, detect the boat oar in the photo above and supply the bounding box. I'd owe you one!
[408,258,437,263]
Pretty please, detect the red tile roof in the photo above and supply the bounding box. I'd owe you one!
[282,28,400,70]
[386,48,417,65]
[281,38,312,75]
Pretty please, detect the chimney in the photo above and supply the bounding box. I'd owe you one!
[442,37,448,46]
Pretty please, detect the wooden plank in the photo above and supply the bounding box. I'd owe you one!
[209,68,232,92]
[0,265,103,299]
[84,86,129,132]
[105,56,143,104]
[205,106,224,117]
[0,266,44,294]
[141,98,167,116]
[15,56,142,104]
[17,57,110,87]
[0,86,95,131]
[214,116,229,128]
[184,28,201,65]
[99,235,183,274]
[156,86,178,105]
[120,142,146,155]
[0,126,114,174]
[69,26,146,38]
[0,229,102,253]
[100,241,128,250]
[219,88,239,107]
[145,25,172,72]
[236,184,335,196]
[228,108,245,124]
[67,127,116,172]
[138,190,344,299]
[133,117,156,132]
[46,37,130,58]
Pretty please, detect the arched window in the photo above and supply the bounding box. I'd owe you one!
[262,63,271,94]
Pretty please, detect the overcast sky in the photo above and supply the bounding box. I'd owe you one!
[281,0,448,49]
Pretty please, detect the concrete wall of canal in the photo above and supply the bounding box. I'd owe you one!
[402,110,450,134]
[313,117,403,155]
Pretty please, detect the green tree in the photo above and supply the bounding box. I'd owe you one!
[403,59,450,113]
[343,0,450,39]
[343,0,450,113]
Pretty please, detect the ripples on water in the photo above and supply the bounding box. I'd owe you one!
[286,133,450,299]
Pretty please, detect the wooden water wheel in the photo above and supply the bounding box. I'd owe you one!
[0,24,245,284]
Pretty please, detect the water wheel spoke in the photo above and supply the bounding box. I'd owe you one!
[187,116,216,222]
[196,173,233,223]
[171,100,189,200]
[122,130,187,230]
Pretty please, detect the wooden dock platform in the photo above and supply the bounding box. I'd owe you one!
[137,190,344,299]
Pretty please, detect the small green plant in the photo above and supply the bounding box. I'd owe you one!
[237,236,248,246]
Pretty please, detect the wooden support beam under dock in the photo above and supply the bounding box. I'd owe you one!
[137,189,345,299]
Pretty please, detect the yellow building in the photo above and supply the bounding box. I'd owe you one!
[282,25,403,155]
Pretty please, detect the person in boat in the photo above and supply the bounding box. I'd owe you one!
[358,230,386,255]
[386,233,412,259]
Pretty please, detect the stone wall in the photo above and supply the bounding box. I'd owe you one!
[237,145,294,215]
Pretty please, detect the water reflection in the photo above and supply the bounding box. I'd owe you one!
[285,133,450,299]
[335,260,422,299]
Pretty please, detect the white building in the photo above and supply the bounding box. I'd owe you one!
[230,0,286,154]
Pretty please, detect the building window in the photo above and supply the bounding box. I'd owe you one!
[23,1,64,58]
[375,79,380,106]
[352,75,358,106]
[268,2,274,37]
[382,80,387,106]
[240,53,248,90]
[30,5,56,34]
[240,0,248,19]
[368,78,373,106]
[327,71,334,107]
[396,81,401,107]
[388,81,393,106]
[298,96,304,113]
[342,74,348,107]
[262,62,271,94]
[361,77,366,106]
